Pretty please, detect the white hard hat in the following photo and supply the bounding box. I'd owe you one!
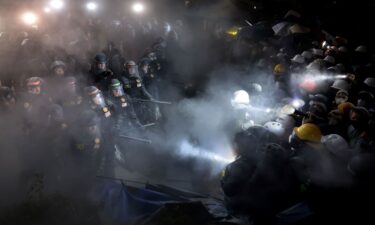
[231,90,250,108]
[331,79,350,91]
[324,55,335,64]
[364,77,375,88]
[355,45,368,53]
[301,51,313,60]
[321,134,350,158]
[291,54,305,64]
[338,46,348,53]
[312,48,324,57]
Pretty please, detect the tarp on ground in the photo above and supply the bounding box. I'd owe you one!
[97,180,181,225]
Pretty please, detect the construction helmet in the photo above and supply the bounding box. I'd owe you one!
[94,53,108,63]
[293,123,322,143]
[331,79,350,91]
[355,45,368,53]
[323,55,335,65]
[50,60,66,71]
[291,54,305,64]
[337,102,354,115]
[273,64,286,75]
[364,77,375,88]
[301,51,313,61]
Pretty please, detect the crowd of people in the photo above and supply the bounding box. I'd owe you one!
[0,5,375,225]
[0,16,179,201]
[221,10,375,225]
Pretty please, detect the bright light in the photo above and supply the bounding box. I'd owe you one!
[231,90,250,108]
[44,7,51,13]
[292,98,305,108]
[49,0,64,10]
[266,108,272,113]
[132,2,145,13]
[178,140,234,164]
[22,12,38,25]
[86,2,98,11]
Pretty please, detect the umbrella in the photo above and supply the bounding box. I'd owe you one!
[239,21,274,40]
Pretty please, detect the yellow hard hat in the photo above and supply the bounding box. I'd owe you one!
[293,123,322,143]
[273,64,286,75]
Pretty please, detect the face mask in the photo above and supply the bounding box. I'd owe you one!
[335,97,347,105]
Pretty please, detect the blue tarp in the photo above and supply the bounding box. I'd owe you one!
[97,180,179,225]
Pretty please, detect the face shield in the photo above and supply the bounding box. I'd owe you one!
[91,92,106,108]
[97,62,107,71]
[141,63,150,74]
[111,85,124,97]
[126,64,137,75]
[27,85,41,95]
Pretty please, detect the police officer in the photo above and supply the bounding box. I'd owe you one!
[107,79,143,132]
[89,53,115,92]
[84,86,112,120]
[69,110,104,189]
[60,77,84,125]
[0,86,16,112]
[21,77,52,135]
[120,60,155,123]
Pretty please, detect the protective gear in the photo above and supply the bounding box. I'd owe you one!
[139,58,151,75]
[26,77,43,95]
[306,61,322,72]
[0,87,16,108]
[364,77,375,88]
[234,126,276,158]
[273,64,286,75]
[338,46,348,53]
[124,60,138,76]
[231,90,250,109]
[355,45,368,53]
[291,54,305,64]
[312,48,324,58]
[309,94,329,106]
[328,110,343,126]
[147,52,157,61]
[110,79,125,97]
[350,106,370,122]
[327,66,339,74]
[63,76,76,94]
[321,134,350,159]
[335,63,345,73]
[335,90,349,105]
[94,53,108,64]
[50,60,66,71]
[301,51,313,61]
[337,102,354,115]
[323,55,335,65]
[357,91,374,108]
[85,86,106,109]
[331,79,350,91]
[293,123,322,143]
[264,121,285,140]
